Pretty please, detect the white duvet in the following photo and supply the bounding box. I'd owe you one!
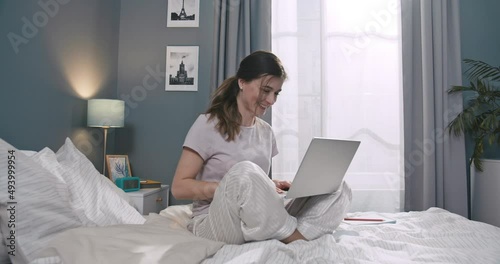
[32,205,223,264]
[32,206,500,264]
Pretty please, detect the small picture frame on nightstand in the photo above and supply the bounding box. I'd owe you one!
[106,155,132,182]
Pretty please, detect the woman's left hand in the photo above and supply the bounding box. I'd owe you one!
[272,179,291,193]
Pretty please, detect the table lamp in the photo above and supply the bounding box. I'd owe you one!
[87,99,125,176]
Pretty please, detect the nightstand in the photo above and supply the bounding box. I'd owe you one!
[126,185,169,215]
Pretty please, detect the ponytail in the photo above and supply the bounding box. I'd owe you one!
[206,76,242,141]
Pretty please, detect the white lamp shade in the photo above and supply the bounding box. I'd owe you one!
[87,99,125,128]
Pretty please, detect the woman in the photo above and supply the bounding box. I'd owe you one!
[172,50,351,245]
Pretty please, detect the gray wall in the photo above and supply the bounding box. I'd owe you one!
[0,0,121,171]
[460,0,500,166]
[115,0,215,205]
[0,0,215,206]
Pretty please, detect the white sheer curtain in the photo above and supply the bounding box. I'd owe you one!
[272,0,404,212]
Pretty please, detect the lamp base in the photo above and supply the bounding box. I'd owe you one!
[103,127,108,176]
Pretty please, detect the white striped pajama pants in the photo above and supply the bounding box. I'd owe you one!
[190,161,352,244]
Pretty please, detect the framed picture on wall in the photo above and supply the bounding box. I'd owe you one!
[165,46,199,91]
[106,155,132,182]
[166,0,199,27]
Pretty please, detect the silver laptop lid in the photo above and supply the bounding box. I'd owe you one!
[285,137,360,199]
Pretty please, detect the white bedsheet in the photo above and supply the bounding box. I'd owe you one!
[203,207,500,263]
[32,206,500,264]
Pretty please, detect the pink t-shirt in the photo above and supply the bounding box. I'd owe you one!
[183,114,278,217]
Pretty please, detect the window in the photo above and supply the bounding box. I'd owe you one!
[272,0,403,212]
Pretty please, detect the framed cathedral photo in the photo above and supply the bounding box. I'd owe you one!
[165,46,199,91]
[166,0,199,27]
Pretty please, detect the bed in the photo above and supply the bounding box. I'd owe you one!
[1,137,500,264]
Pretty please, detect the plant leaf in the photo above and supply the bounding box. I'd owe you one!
[472,137,485,172]
[472,158,483,172]
[447,85,475,94]
[464,59,500,82]
[489,134,496,145]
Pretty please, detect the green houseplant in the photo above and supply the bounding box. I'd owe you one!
[447,59,500,171]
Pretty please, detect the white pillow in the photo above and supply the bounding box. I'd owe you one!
[0,139,82,264]
[55,138,145,226]
[30,147,94,226]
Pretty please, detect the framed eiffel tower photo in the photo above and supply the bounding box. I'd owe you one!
[167,0,199,27]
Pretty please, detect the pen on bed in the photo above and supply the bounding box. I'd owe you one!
[343,217,385,222]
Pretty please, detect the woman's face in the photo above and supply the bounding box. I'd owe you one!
[238,75,284,117]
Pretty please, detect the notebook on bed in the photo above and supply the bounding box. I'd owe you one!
[282,137,360,199]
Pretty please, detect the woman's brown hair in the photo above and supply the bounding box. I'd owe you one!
[206,50,287,141]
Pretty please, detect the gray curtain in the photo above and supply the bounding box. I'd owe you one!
[211,0,273,122]
[401,0,468,217]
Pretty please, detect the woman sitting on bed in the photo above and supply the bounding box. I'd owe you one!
[172,50,352,244]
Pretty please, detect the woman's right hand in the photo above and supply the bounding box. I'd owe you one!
[272,179,291,193]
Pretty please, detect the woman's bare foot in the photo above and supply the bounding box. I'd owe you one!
[280,229,307,244]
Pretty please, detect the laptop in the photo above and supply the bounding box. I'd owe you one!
[282,137,360,199]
